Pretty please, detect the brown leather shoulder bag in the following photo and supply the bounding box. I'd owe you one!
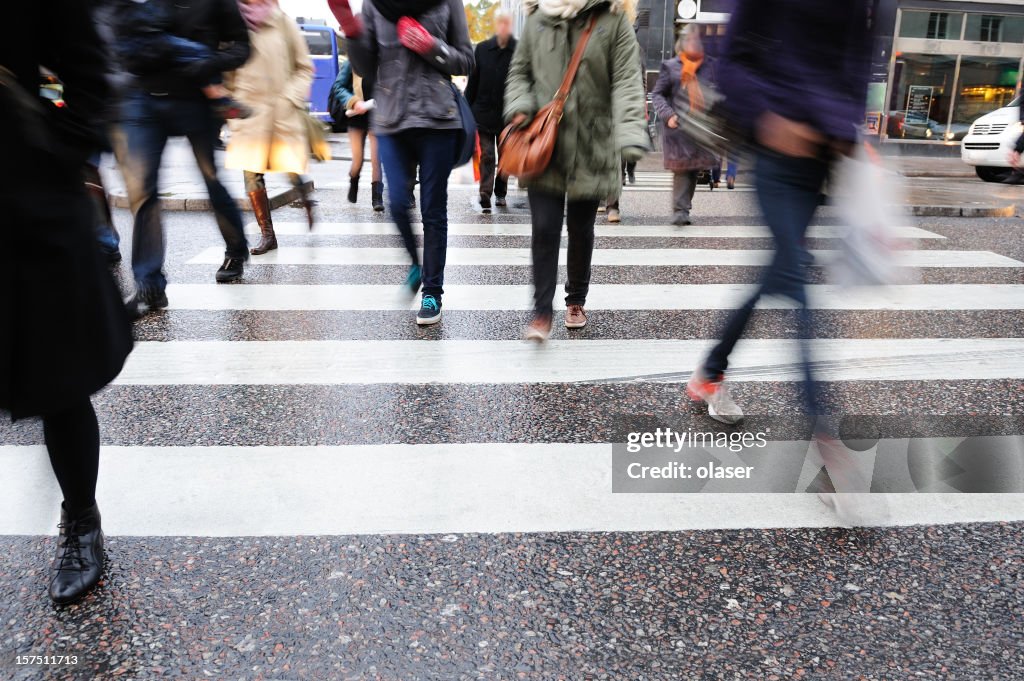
[498,14,597,181]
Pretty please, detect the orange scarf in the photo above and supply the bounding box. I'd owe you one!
[679,53,705,113]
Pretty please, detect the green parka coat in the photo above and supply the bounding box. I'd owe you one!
[503,0,648,201]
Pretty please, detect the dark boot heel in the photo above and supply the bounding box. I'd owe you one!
[347,174,360,204]
[371,181,384,212]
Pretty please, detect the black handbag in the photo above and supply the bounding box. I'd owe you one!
[451,82,476,167]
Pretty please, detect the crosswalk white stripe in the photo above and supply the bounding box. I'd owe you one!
[163,283,1024,312]
[4,444,1022,535]
[189,247,1020,268]
[113,338,1024,385]
[246,222,946,239]
[622,186,757,192]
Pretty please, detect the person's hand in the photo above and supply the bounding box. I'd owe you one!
[510,113,529,129]
[756,110,825,158]
[327,0,362,38]
[621,146,645,163]
[351,100,372,116]
[397,17,435,55]
[666,115,679,129]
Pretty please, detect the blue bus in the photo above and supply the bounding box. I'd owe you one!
[300,23,342,123]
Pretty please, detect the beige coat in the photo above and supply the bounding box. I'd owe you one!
[226,10,314,174]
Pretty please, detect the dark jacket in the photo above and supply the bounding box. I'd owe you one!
[719,0,872,143]
[465,35,517,133]
[348,0,474,136]
[117,0,251,98]
[1,2,133,419]
[329,60,375,123]
[652,56,720,172]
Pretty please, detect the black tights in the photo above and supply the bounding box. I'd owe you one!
[42,398,99,514]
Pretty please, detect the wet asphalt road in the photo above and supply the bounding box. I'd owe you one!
[1,169,1023,680]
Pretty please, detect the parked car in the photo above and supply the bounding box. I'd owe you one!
[886,111,969,141]
[961,96,1023,182]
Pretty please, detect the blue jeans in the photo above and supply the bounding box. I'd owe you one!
[86,152,120,253]
[121,91,246,294]
[376,129,459,298]
[704,149,829,414]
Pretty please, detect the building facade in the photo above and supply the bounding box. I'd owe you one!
[499,0,1023,145]
[877,0,1024,144]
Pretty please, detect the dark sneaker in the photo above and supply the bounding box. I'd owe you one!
[480,194,492,214]
[416,294,442,325]
[627,167,636,184]
[726,176,736,190]
[125,288,168,319]
[672,213,691,226]
[495,196,507,207]
[403,264,422,297]
[215,256,246,283]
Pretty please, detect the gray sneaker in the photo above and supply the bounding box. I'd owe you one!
[686,366,743,424]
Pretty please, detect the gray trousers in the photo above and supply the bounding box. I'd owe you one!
[672,170,698,218]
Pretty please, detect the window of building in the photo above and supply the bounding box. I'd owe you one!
[887,53,956,140]
[899,10,963,40]
[951,57,1021,134]
[964,14,1024,43]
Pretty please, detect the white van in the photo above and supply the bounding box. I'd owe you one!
[961,95,1022,182]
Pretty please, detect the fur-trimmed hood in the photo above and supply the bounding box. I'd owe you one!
[523,0,637,23]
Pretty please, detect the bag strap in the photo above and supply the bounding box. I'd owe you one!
[552,14,598,108]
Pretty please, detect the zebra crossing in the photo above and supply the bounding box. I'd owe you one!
[4,211,1024,537]
[621,170,756,192]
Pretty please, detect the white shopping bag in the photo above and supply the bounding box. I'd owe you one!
[829,144,914,287]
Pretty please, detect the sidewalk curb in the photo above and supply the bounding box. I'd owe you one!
[902,171,977,178]
[909,204,1016,218]
[109,181,314,212]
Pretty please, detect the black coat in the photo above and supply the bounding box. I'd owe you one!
[465,35,517,134]
[0,2,133,419]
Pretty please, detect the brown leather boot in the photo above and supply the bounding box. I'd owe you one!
[248,188,277,255]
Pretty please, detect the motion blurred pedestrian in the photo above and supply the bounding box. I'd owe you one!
[505,0,648,340]
[328,0,475,326]
[1006,103,1024,184]
[116,0,252,317]
[465,10,517,213]
[226,0,318,255]
[651,27,719,226]
[330,59,384,211]
[1,2,133,605]
[687,0,874,424]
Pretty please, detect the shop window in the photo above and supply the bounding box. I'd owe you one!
[964,14,1024,43]
[899,10,963,40]
[887,53,956,140]
[951,57,1021,134]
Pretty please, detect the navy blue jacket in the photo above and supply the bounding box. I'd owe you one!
[719,0,873,143]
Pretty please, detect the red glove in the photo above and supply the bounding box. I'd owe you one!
[327,0,362,38]
[397,17,435,55]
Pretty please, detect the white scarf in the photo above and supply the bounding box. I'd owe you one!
[538,0,588,19]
